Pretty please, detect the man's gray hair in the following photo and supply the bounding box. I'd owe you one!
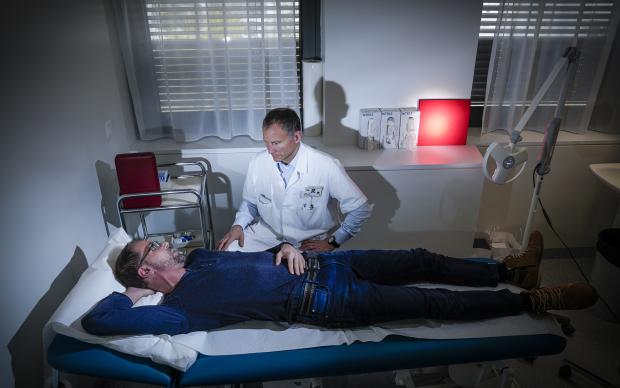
[262,107,301,136]
[115,240,148,288]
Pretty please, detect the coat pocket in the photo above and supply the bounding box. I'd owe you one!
[258,193,272,205]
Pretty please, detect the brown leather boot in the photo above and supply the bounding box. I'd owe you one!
[504,231,543,289]
[523,282,598,313]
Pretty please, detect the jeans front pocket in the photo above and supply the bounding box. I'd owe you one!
[296,284,330,327]
[310,286,329,317]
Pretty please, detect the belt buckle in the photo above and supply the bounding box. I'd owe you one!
[299,255,321,317]
[304,255,320,272]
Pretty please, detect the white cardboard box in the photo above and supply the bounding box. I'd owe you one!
[358,108,382,150]
[398,108,420,149]
[380,108,401,149]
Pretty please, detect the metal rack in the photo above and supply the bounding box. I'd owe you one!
[116,161,215,249]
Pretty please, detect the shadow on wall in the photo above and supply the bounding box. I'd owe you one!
[346,169,480,256]
[206,170,235,241]
[440,171,483,231]
[96,160,121,236]
[323,80,358,145]
[303,76,324,137]
[344,170,401,250]
[8,247,89,388]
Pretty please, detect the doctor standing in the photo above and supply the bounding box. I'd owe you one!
[217,108,372,253]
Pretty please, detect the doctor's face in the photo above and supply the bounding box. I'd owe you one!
[263,123,302,163]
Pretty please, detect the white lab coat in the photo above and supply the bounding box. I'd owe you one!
[231,143,367,251]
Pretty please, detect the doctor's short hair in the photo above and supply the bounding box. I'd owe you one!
[114,240,148,289]
[263,107,301,136]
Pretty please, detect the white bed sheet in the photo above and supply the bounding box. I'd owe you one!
[44,227,562,372]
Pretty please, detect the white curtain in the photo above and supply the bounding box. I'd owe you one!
[482,1,617,134]
[113,0,300,142]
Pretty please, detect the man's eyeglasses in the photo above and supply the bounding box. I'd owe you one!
[139,240,160,267]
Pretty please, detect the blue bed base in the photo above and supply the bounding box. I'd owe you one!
[47,332,566,387]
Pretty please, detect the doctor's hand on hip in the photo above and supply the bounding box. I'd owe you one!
[275,243,306,275]
[217,225,244,251]
[300,238,335,253]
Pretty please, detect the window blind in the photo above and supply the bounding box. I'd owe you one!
[145,0,300,113]
[479,1,617,134]
[472,1,615,108]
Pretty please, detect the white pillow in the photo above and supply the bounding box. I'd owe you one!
[46,227,131,334]
[42,227,196,370]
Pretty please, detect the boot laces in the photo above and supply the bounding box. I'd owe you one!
[530,286,564,313]
[505,252,536,270]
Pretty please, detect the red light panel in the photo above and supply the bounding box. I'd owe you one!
[417,99,470,146]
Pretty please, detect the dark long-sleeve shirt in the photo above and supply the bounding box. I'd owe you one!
[82,249,301,336]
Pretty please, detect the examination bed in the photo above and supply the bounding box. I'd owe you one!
[48,332,565,387]
[45,228,567,387]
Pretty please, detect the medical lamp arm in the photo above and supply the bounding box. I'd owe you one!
[520,47,580,248]
[509,47,580,141]
[536,47,579,176]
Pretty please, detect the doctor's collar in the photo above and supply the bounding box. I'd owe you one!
[277,148,300,168]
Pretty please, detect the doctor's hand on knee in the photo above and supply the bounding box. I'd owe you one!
[300,238,334,253]
[275,243,305,275]
[217,225,244,251]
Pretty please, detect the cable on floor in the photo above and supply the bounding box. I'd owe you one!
[532,164,620,322]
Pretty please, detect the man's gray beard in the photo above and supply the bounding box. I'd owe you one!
[154,250,186,269]
[172,251,186,265]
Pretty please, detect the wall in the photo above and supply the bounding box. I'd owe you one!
[346,166,484,257]
[0,1,135,387]
[321,0,483,145]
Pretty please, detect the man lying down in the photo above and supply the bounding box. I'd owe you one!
[82,231,597,336]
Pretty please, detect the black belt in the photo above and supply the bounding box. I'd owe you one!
[298,253,321,318]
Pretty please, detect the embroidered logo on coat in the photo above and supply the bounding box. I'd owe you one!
[302,186,323,211]
[304,186,323,197]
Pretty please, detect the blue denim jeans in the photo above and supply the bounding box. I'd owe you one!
[290,248,523,328]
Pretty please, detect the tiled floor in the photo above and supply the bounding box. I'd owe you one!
[82,256,620,388]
